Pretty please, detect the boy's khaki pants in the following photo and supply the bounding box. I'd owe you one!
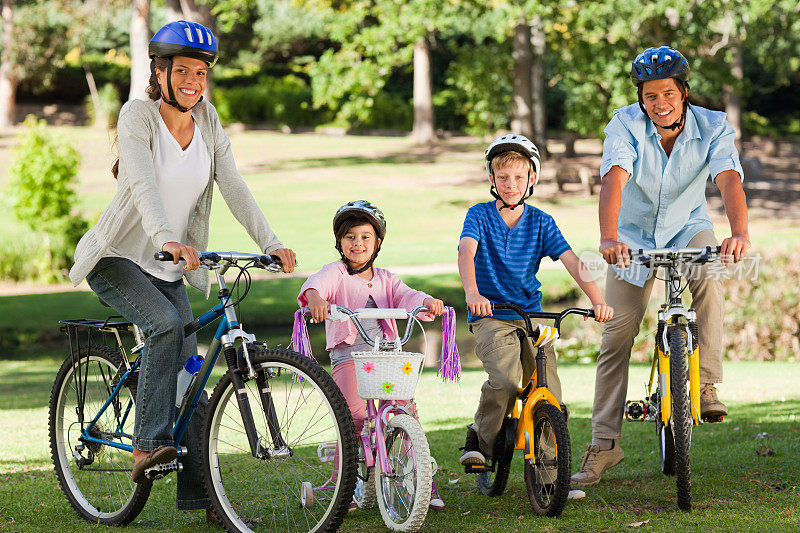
[472,317,562,455]
[592,229,724,441]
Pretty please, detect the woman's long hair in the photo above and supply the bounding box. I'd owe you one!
[111,57,168,179]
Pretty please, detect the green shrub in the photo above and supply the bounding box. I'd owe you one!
[213,74,331,127]
[84,82,122,129]
[4,116,88,282]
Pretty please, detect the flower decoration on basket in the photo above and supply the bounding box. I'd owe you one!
[381,382,395,394]
[361,361,376,374]
[401,362,414,375]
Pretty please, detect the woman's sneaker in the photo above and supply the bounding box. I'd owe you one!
[459,424,486,466]
[429,481,444,510]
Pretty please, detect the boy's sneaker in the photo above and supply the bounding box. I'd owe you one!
[700,384,728,418]
[459,424,486,466]
[570,442,625,486]
[429,481,444,510]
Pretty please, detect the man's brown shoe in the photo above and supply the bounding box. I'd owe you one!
[700,384,728,418]
[131,445,177,484]
[570,442,625,486]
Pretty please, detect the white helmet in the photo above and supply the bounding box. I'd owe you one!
[484,134,541,210]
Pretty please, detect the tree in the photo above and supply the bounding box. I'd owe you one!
[0,0,16,129]
[129,0,150,101]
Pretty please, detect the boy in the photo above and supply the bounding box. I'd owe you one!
[458,134,613,466]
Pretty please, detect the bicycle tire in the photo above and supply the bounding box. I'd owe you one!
[203,346,357,533]
[476,417,515,496]
[656,388,676,475]
[524,403,571,517]
[375,414,432,532]
[49,344,150,525]
[668,328,692,511]
[354,464,376,508]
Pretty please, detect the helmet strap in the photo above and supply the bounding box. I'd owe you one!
[155,57,204,113]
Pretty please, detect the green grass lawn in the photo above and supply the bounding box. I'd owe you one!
[1,357,798,532]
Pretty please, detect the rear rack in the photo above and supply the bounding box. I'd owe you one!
[60,316,137,370]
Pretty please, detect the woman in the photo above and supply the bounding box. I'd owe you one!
[68,20,296,518]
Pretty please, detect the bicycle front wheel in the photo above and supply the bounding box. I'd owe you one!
[375,414,432,532]
[668,327,692,511]
[203,347,357,533]
[49,345,150,525]
[524,403,571,517]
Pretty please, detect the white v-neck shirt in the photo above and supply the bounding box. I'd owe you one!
[109,116,210,281]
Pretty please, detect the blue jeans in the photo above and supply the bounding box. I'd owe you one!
[86,257,209,510]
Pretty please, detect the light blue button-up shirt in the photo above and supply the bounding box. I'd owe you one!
[600,103,743,286]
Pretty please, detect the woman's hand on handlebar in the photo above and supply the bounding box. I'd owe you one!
[162,242,200,271]
[304,289,329,323]
[466,291,492,317]
[270,248,297,274]
[422,297,444,317]
[591,302,614,322]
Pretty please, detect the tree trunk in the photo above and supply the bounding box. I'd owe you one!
[412,36,435,144]
[530,14,547,155]
[165,0,182,22]
[0,0,18,129]
[723,43,743,153]
[510,22,533,139]
[129,0,151,102]
[84,63,108,129]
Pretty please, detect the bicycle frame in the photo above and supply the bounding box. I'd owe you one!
[73,253,287,462]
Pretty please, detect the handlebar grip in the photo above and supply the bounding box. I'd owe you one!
[260,254,283,268]
[154,251,174,262]
[352,308,409,320]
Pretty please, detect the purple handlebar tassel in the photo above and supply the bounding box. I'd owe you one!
[438,306,461,382]
[292,309,315,361]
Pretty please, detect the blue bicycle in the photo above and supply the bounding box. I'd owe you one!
[48,251,358,532]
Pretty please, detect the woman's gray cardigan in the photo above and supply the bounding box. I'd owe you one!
[69,98,283,295]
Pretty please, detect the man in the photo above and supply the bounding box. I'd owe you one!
[571,46,750,486]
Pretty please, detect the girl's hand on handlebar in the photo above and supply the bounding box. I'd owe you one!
[162,242,200,271]
[304,290,329,323]
[423,298,444,317]
[270,248,297,274]
[591,303,614,322]
[466,292,492,317]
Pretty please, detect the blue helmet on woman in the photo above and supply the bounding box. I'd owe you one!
[148,20,219,112]
[630,46,690,130]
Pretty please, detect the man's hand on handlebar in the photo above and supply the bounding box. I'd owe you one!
[466,291,492,317]
[720,234,750,265]
[269,248,297,274]
[599,239,630,268]
[423,298,444,317]
[162,242,200,271]
[591,303,614,322]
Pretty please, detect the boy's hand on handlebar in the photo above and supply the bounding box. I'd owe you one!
[423,298,444,317]
[591,303,614,322]
[305,290,329,323]
[270,248,297,274]
[599,239,630,268]
[720,235,750,265]
[162,242,200,271]
[466,292,492,317]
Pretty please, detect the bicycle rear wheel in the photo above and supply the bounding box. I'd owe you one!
[203,347,357,533]
[49,345,150,525]
[668,328,692,511]
[476,417,515,496]
[524,403,570,517]
[375,414,432,532]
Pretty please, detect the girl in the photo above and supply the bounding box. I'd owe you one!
[298,200,445,510]
[68,20,295,522]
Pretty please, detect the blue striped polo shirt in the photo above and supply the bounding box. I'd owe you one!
[460,201,571,322]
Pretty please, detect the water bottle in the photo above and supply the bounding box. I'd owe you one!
[176,355,204,408]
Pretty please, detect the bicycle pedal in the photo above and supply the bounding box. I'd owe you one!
[144,459,183,481]
[702,414,724,423]
[464,464,487,474]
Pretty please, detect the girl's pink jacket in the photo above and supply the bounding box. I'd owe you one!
[298,261,432,350]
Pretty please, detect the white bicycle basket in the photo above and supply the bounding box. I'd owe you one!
[351,350,424,400]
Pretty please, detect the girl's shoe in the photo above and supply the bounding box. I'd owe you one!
[429,481,444,510]
[348,499,359,512]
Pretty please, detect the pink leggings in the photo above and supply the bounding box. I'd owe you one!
[331,359,415,436]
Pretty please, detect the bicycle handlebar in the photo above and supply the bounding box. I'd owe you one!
[633,246,721,268]
[491,303,594,337]
[154,251,285,272]
[302,305,430,350]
